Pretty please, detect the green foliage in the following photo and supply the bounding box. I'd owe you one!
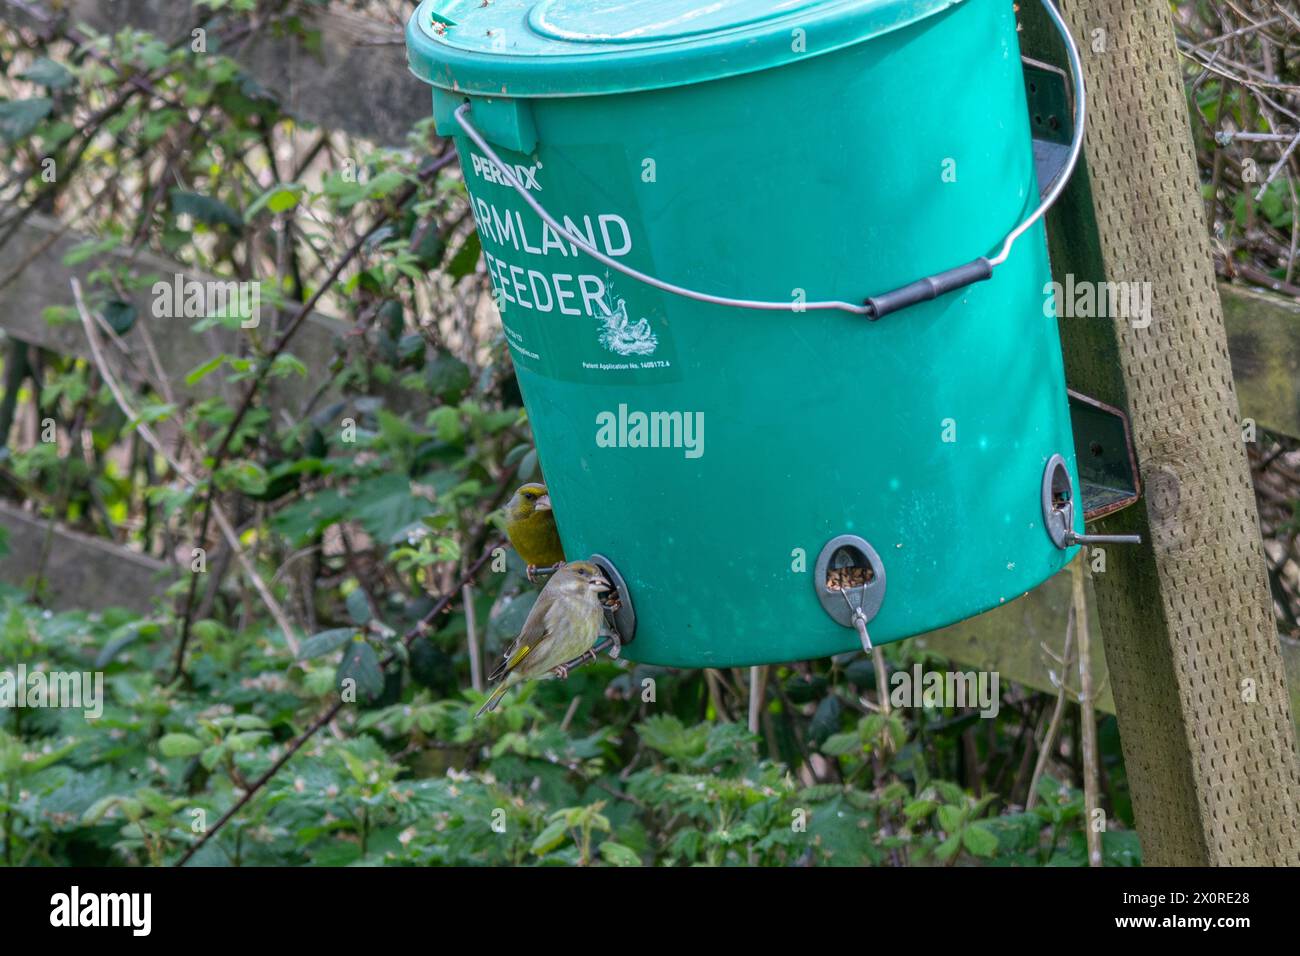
[0,582,1140,866]
[0,97,52,143]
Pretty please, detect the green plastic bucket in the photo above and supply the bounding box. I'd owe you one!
[406,0,1085,666]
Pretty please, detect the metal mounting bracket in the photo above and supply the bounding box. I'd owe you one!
[1025,56,1073,202]
[1067,388,1142,520]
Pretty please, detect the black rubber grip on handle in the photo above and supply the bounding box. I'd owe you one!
[865,256,994,319]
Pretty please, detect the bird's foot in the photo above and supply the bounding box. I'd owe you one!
[555,643,609,677]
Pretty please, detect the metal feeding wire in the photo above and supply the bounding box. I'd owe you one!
[452,0,1086,318]
[838,587,874,652]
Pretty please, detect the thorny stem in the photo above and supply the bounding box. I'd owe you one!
[1027,605,1077,811]
[3,775,14,866]
[1073,555,1103,867]
[171,149,459,680]
[4,706,22,866]
[29,396,89,603]
[174,537,503,866]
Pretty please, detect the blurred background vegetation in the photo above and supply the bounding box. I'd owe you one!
[0,0,1293,866]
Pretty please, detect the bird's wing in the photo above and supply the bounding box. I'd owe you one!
[486,591,559,683]
[487,640,534,683]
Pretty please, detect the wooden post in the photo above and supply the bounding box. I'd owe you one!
[1021,0,1300,864]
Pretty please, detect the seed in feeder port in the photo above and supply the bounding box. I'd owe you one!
[826,566,874,591]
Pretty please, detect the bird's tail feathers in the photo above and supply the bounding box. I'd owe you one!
[474,680,512,719]
[487,642,533,684]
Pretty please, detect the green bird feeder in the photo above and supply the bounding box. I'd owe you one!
[405,0,1140,667]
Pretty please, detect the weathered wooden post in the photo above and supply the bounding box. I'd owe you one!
[1022,0,1300,864]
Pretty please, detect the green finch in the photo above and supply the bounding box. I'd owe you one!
[504,482,565,580]
[475,560,610,718]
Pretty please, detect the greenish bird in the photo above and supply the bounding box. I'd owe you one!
[476,560,610,718]
[504,482,565,579]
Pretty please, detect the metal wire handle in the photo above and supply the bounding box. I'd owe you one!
[454,0,1086,320]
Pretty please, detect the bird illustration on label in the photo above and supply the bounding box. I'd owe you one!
[594,274,658,357]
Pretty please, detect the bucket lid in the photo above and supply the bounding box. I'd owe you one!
[406,0,963,98]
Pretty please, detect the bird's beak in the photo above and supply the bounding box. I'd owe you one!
[590,573,611,592]
[535,494,551,512]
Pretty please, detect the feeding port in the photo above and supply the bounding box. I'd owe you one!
[814,535,887,628]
